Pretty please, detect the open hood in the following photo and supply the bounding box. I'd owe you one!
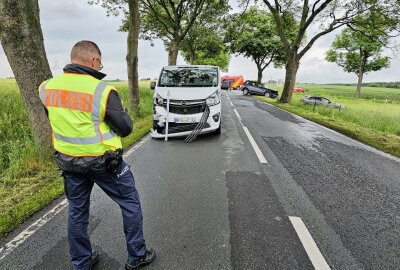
[155,87,219,101]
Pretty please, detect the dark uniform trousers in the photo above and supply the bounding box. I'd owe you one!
[63,161,146,270]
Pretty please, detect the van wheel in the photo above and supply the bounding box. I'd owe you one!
[243,88,249,95]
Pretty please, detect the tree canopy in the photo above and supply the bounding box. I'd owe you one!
[261,0,400,103]
[180,25,230,70]
[225,7,296,82]
[326,29,390,75]
[89,0,141,112]
[138,0,229,65]
[326,11,395,97]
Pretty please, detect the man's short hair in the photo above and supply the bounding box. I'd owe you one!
[71,40,101,62]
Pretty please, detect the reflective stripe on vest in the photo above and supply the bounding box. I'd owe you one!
[39,80,117,145]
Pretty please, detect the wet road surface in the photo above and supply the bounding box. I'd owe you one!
[1,90,400,269]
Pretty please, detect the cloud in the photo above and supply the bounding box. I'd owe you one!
[0,1,399,83]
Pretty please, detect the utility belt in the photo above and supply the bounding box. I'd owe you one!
[55,149,124,175]
[104,149,123,174]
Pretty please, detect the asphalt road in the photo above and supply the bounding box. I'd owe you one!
[1,90,400,270]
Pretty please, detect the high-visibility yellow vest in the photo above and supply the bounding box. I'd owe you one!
[38,72,122,157]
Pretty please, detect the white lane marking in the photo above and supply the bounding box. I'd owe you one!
[242,126,268,164]
[232,105,268,164]
[0,199,68,260]
[289,216,331,270]
[233,109,242,121]
[0,135,149,261]
[230,101,234,107]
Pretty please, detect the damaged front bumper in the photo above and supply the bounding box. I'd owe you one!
[151,102,221,139]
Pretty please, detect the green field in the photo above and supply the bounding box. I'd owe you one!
[260,83,400,156]
[0,79,153,236]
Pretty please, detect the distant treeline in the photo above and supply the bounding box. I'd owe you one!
[321,82,400,89]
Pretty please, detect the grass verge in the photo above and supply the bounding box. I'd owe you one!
[0,80,153,237]
[0,167,64,236]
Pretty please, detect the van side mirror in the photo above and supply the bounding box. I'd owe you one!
[150,81,156,90]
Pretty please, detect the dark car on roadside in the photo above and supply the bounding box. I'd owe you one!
[299,96,346,109]
[240,80,279,98]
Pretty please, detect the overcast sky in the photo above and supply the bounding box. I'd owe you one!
[0,0,399,83]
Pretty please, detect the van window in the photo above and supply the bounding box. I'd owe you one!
[159,67,218,87]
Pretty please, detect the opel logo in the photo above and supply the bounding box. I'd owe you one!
[181,101,187,106]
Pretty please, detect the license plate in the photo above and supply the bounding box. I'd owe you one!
[174,117,197,123]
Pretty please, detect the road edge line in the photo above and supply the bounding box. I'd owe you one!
[0,200,67,260]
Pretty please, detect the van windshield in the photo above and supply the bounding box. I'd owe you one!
[159,67,218,87]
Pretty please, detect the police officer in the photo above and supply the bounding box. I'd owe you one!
[39,40,156,270]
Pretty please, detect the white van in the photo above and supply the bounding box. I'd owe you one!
[150,65,221,138]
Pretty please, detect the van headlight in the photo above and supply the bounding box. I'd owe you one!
[206,90,220,106]
[153,93,164,106]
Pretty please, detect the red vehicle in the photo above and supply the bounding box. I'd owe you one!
[221,75,244,90]
[293,87,305,93]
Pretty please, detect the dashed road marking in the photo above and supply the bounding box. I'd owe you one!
[233,109,242,121]
[242,126,268,164]
[289,216,331,270]
[230,102,268,164]
[0,135,149,261]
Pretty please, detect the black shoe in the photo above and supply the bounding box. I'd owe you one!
[125,249,156,270]
[89,250,99,269]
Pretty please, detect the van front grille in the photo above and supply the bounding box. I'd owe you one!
[163,99,206,115]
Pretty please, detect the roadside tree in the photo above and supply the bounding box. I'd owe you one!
[262,0,400,103]
[325,21,392,98]
[180,2,230,70]
[89,0,141,113]
[139,0,229,65]
[0,0,52,154]
[180,25,230,71]
[225,7,294,82]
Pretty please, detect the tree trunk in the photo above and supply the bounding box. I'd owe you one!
[355,50,365,99]
[168,39,179,65]
[280,51,299,103]
[127,0,140,113]
[257,68,263,83]
[355,73,364,98]
[0,0,52,156]
[189,48,195,65]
